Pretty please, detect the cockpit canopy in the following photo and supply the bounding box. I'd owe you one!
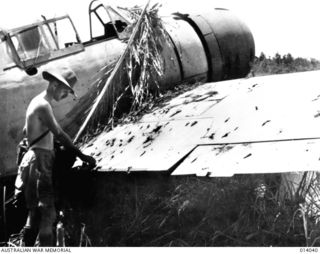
[0,1,133,75]
[88,0,132,42]
[0,15,83,74]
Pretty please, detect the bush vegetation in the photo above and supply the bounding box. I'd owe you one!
[252,52,320,76]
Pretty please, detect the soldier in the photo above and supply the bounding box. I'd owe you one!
[18,67,96,246]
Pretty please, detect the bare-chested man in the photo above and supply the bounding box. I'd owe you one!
[17,67,96,246]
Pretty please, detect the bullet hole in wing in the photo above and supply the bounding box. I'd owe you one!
[140,151,146,157]
[262,120,271,127]
[152,125,162,133]
[191,121,198,127]
[314,112,320,118]
[206,91,218,96]
[312,95,320,102]
[170,109,182,117]
[143,136,154,144]
[208,133,215,140]
[244,153,252,159]
[106,138,116,147]
[128,136,135,143]
[222,132,229,138]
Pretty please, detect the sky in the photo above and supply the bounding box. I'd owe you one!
[1,0,320,60]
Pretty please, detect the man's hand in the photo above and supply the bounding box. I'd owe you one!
[80,154,96,167]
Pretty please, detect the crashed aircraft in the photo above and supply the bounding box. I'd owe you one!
[0,0,254,177]
[78,70,320,177]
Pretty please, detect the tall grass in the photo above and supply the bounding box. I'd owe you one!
[55,172,320,246]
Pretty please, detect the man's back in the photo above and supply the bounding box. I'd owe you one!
[26,92,54,151]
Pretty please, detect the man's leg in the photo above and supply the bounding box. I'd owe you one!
[35,149,56,246]
[23,208,40,246]
[21,150,39,246]
[38,206,56,247]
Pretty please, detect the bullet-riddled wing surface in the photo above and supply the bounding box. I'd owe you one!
[77,70,320,176]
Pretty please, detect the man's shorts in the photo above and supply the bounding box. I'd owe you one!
[16,148,55,209]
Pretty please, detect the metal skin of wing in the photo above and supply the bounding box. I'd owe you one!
[0,7,254,177]
[76,70,320,180]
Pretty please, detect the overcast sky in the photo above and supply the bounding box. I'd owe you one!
[1,0,320,60]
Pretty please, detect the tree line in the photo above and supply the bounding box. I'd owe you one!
[252,52,320,76]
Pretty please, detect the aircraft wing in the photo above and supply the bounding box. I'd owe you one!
[77,70,320,176]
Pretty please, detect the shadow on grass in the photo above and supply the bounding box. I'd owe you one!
[53,171,320,247]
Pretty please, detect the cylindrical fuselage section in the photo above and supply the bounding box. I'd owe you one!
[195,9,255,81]
[163,9,255,83]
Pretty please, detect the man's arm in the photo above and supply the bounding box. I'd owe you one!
[38,103,96,166]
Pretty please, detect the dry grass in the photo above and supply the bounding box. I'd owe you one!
[52,172,320,247]
[4,159,320,247]
[78,3,170,141]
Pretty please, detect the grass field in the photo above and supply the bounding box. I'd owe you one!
[55,171,320,247]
